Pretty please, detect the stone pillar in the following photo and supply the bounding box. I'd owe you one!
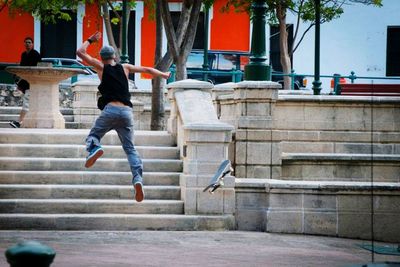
[132,99,145,130]
[167,88,179,141]
[181,123,235,215]
[167,79,235,215]
[234,81,281,179]
[212,82,235,119]
[71,80,100,127]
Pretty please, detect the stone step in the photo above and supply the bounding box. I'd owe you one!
[282,141,400,155]
[0,171,180,186]
[0,128,176,146]
[0,144,179,159]
[0,214,235,230]
[0,114,74,122]
[281,153,400,182]
[0,199,183,214]
[0,185,180,200]
[0,121,81,129]
[0,106,73,115]
[0,157,183,172]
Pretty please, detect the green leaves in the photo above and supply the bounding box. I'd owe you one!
[2,0,137,24]
[3,0,82,23]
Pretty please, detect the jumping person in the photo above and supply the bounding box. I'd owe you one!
[76,31,170,202]
[10,37,41,128]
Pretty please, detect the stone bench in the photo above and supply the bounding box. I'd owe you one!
[281,153,400,182]
[339,83,400,96]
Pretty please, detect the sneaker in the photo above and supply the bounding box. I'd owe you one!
[85,146,104,168]
[9,121,20,128]
[134,182,145,202]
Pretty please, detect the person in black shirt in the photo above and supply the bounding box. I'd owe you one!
[10,37,41,128]
[76,31,170,202]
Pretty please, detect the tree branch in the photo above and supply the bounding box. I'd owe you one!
[160,0,179,60]
[107,0,121,20]
[292,23,314,54]
[180,0,201,59]
[290,0,304,55]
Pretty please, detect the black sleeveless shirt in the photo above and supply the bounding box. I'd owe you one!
[97,64,132,110]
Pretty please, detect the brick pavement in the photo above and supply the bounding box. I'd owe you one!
[0,231,399,267]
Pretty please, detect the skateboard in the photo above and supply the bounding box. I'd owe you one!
[203,160,232,194]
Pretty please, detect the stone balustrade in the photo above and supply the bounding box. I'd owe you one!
[167,79,235,215]
[213,84,400,242]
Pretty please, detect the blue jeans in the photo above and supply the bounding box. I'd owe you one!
[86,103,143,184]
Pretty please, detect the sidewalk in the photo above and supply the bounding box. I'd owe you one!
[0,231,399,267]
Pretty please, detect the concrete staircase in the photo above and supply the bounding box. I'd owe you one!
[0,107,78,129]
[0,128,233,230]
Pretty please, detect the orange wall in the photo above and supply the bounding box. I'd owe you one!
[0,1,251,67]
[83,2,103,61]
[210,0,250,52]
[0,6,35,63]
[140,4,157,78]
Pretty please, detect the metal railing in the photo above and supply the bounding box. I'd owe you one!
[168,66,400,95]
[168,66,243,84]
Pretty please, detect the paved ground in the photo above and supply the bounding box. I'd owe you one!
[0,231,399,267]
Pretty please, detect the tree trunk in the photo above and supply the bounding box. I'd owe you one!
[119,4,130,60]
[149,0,201,130]
[151,0,165,130]
[175,57,188,80]
[102,3,121,62]
[277,4,292,89]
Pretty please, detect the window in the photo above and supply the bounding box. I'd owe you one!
[217,54,236,70]
[386,26,400,76]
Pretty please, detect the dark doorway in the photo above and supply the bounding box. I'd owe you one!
[110,10,136,65]
[170,12,204,50]
[386,26,400,76]
[41,11,77,58]
[269,24,294,72]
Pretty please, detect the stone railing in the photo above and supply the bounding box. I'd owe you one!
[166,79,235,216]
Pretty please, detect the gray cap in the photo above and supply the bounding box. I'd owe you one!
[100,46,115,60]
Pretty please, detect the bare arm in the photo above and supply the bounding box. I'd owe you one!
[76,32,103,74]
[123,64,170,79]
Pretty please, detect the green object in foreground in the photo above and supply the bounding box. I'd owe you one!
[5,241,56,267]
[359,243,400,256]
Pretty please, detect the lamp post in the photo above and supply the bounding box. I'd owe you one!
[244,0,271,81]
[120,0,129,63]
[203,6,210,82]
[312,0,322,95]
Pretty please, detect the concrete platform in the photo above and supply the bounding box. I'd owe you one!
[0,231,399,267]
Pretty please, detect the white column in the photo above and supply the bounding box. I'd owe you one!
[133,1,151,89]
[34,17,41,51]
[76,3,85,58]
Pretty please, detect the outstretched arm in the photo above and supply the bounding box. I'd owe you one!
[123,64,170,79]
[76,32,103,72]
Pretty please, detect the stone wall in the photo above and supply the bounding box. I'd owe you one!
[236,179,400,243]
[214,83,400,242]
[0,83,73,109]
